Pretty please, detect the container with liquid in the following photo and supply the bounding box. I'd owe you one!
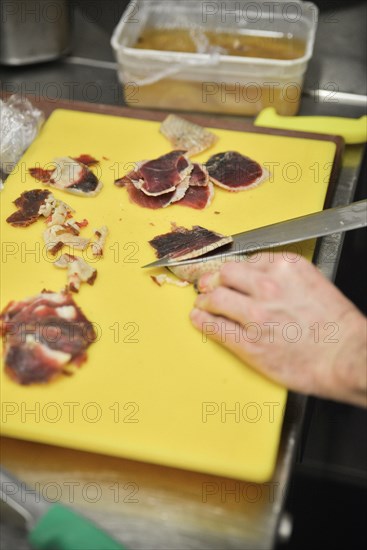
[111,0,318,116]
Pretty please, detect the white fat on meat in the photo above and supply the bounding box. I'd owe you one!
[24,335,72,365]
[163,178,190,207]
[55,305,77,320]
[44,225,90,253]
[91,226,108,257]
[151,273,190,287]
[38,195,57,218]
[38,194,75,227]
[38,342,72,366]
[46,157,103,197]
[54,254,97,292]
[52,157,85,189]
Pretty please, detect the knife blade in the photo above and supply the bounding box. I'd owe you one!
[143,200,367,268]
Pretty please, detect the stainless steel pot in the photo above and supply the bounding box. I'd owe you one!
[0,0,72,65]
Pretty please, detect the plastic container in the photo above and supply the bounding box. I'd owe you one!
[111,0,318,116]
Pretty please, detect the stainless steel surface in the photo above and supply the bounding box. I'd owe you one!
[0,2,366,549]
[0,0,71,65]
[144,200,367,268]
[0,468,48,529]
[303,89,367,107]
[315,145,366,281]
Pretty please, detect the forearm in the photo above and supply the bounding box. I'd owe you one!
[328,311,367,407]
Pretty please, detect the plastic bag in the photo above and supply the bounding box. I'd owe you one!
[0,95,44,176]
[115,2,226,87]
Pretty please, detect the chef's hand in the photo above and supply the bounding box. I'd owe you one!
[190,254,367,408]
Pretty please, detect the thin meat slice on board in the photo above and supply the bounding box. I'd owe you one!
[188,163,210,186]
[206,151,269,191]
[175,163,213,209]
[29,157,103,197]
[114,163,145,188]
[136,150,192,196]
[6,189,51,227]
[115,153,191,208]
[149,225,233,262]
[122,180,178,209]
[0,291,97,385]
[160,115,218,156]
[176,181,214,210]
[72,154,99,167]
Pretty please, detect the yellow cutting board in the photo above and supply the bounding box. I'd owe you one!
[0,109,338,482]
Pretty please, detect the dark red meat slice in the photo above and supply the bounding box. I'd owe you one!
[206,151,265,191]
[115,177,128,187]
[188,163,209,186]
[138,150,189,196]
[68,169,99,192]
[30,157,102,196]
[114,162,144,188]
[149,225,233,261]
[13,189,51,213]
[72,154,99,167]
[124,181,176,209]
[5,211,39,227]
[6,189,51,227]
[0,291,96,385]
[177,182,214,210]
[28,168,54,183]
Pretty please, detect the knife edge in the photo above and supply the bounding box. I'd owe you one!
[143,200,367,268]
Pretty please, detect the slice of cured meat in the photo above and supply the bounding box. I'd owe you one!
[122,180,177,209]
[149,225,233,262]
[29,157,103,197]
[115,157,214,210]
[135,151,191,196]
[28,168,54,183]
[72,154,99,167]
[206,151,269,191]
[6,189,51,227]
[160,115,218,156]
[169,255,247,285]
[175,163,213,209]
[0,291,96,385]
[176,181,214,210]
[116,155,191,209]
[188,163,210,187]
[117,179,189,210]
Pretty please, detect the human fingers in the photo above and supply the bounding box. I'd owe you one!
[190,307,249,359]
[197,260,280,301]
[194,286,256,326]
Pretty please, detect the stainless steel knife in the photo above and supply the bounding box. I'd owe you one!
[143,199,367,268]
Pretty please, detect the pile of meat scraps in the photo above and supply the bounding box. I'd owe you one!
[6,189,108,292]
